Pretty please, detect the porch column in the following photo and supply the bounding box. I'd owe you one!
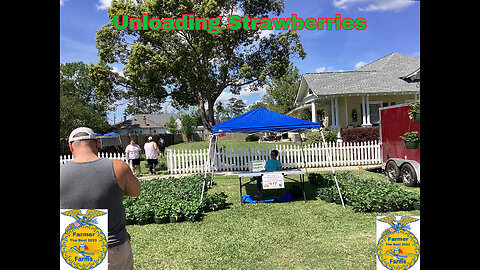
[334,97,339,127]
[361,95,367,126]
[344,96,348,127]
[365,95,371,126]
[334,96,341,139]
[311,101,317,122]
[330,98,335,129]
[361,95,372,127]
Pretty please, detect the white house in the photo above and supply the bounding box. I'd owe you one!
[113,114,181,134]
[289,52,420,134]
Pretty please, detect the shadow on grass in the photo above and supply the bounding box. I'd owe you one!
[242,177,321,202]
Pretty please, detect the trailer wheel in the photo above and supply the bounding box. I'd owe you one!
[400,163,418,187]
[385,160,400,182]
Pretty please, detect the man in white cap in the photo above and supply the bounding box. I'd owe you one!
[144,136,161,174]
[60,127,140,270]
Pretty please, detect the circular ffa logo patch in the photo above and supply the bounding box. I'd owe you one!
[376,216,420,270]
[60,210,108,269]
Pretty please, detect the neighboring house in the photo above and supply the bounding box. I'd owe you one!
[289,52,420,134]
[113,114,181,134]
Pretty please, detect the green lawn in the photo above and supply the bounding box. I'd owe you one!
[126,171,420,269]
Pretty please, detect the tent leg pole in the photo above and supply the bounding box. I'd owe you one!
[239,176,243,205]
[299,135,308,202]
[321,129,345,208]
[299,134,308,180]
[210,135,217,187]
[201,134,214,203]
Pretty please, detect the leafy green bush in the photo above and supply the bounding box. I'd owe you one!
[245,134,260,141]
[310,171,419,213]
[202,192,228,211]
[123,174,228,225]
[306,131,338,144]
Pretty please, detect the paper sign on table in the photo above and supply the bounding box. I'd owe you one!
[262,173,284,189]
[249,160,266,172]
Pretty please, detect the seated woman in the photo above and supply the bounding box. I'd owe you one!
[254,150,282,198]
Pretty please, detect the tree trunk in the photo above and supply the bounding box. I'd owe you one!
[207,95,215,131]
[197,91,213,132]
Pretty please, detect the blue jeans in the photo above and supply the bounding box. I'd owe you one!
[253,176,262,191]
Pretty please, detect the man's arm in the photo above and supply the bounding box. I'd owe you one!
[152,142,161,154]
[112,159,141,197]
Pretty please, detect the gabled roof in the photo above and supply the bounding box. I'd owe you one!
[113,114,176,129]
[356,52,419,77]
[296,52,420,103]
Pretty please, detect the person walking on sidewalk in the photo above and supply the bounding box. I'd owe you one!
[125,139,142,176]
[144,136,161,174]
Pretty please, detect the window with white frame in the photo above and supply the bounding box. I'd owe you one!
[369,101,383,125]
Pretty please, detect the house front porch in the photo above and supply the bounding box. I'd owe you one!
[291,92,419,135]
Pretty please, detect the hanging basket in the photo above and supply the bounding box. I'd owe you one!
[404,140,419,149]
[412,111,420,122]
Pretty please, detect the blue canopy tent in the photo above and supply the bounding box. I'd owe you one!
[201,108,344,207]
[94,132,121,147]
[211,107,321,134]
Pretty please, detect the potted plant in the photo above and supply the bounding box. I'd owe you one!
[183,201,201,222]
[153,203,169,224]
[408,193,420,210]
[384,192,400,212]
[408,101,420,122]
[324,187,335,203]
[413,200,420,210]
[170,202,184,223]
[400,131,420,149]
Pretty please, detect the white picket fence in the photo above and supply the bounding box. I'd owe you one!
[60,152,132,169]
[166,141,381,174]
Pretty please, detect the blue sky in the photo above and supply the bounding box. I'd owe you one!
[60,0,420,124]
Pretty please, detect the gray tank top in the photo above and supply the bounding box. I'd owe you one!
[60,158,128,248]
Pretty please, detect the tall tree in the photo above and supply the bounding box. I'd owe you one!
[60,62,111,139]
[261,63,300,114]
[180,113,196,141]
[166,116,178,134]
[228,97,247,117]
[92,0,306,131]
[61,62,107,113]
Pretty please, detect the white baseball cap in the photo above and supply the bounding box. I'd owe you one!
[68,127,97,143]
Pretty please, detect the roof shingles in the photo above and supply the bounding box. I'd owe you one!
[113,114,176,129]
[302,52,420,97]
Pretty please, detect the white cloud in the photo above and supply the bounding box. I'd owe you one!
[259,29,274,38]
[314,66,343,73]
[332,0,414,12]
[111,66,125,77]
[333,0,367,10]
[97,0,142,10]
[315,67,326,73]
[217,84,267,106]
[354,61,367,70]
[96,0,111,10]
[60,0,65,6]
[60,34,97,55]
